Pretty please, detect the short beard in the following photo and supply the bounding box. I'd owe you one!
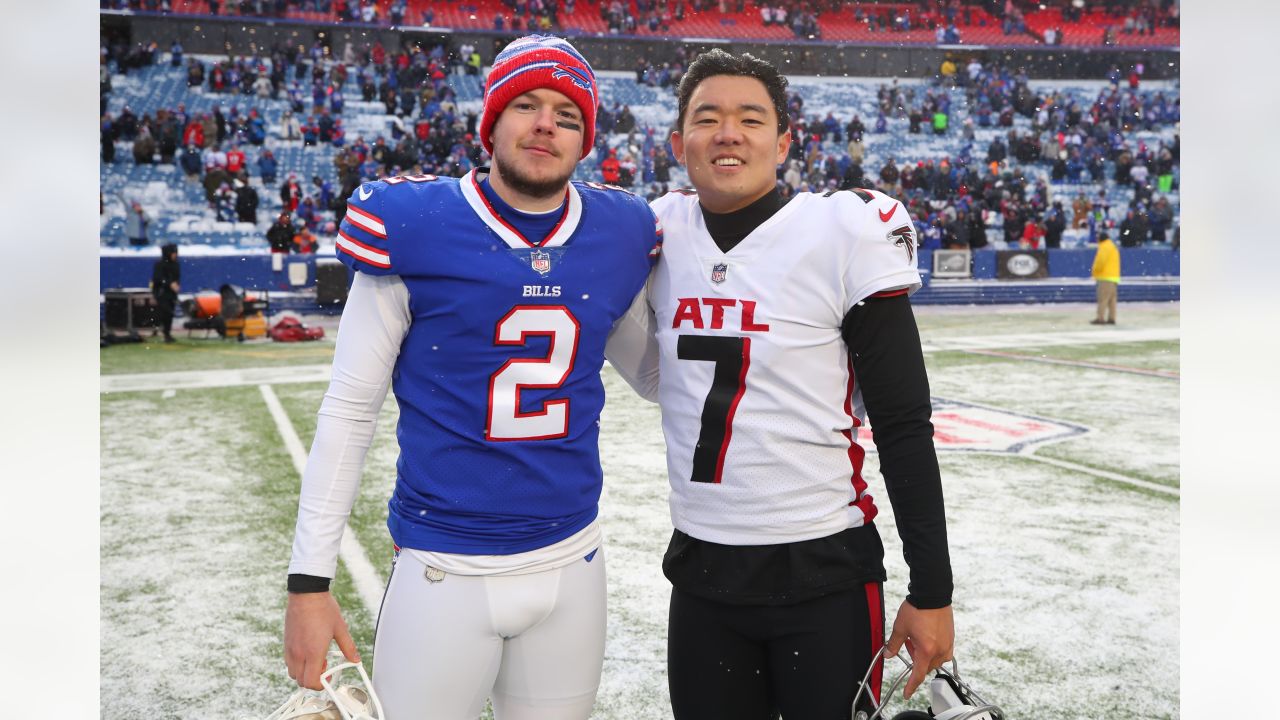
[492,153,574,202]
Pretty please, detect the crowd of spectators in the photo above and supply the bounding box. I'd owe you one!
[633,45,691,90]
[102,36,493,251]
[759,1,823,38]
[102,33,1177,253]
[597,0,653,34]
[501,0,564,32]
[101,0,396,24]
[596,45,1178,250]
[103,0,1178,49]
[759,56,1179,250]
[846,0,969,35]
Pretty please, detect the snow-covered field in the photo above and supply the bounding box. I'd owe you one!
[100,302,1179,719]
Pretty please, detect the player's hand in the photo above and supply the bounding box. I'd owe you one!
[885,600,954,700]
[283,591,359,690]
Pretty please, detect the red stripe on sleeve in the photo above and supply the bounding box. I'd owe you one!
[337,229,392,268]
[869,288,910,298]
[346,204,387,239]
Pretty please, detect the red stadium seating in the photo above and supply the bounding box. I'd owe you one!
[165,0,1178,48]
[1022,8,1179,47]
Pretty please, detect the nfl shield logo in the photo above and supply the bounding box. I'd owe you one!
[530,249,552,276]
[710,263,728,284]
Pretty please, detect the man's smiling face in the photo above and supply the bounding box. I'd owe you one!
[670,74,791,214]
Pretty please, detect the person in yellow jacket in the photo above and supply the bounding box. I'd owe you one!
[1091,232,1121,324]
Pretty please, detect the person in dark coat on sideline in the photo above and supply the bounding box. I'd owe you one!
[151,243,181,343]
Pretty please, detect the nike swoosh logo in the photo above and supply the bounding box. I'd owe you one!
[357,186,373,202]
[879,205,896,222]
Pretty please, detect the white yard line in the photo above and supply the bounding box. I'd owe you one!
[920,327,1179,352]
[102,364,333,393]
[102,327,1180,394]
[959,348,1179,379]
[258,384,386,616]
[1020,451,1180,496]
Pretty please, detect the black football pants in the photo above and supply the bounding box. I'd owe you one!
[667,582,885,720]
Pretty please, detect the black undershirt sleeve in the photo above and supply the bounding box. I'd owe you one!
[842,293,953,609]
[287,573,331,593]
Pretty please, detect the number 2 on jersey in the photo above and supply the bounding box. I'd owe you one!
[486,306,580,441]
[677,335,751,483]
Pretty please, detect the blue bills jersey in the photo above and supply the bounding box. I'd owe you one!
[336,170,662,555]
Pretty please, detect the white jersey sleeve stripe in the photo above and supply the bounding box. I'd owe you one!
[347,203,388,238]
[337,229,392,268]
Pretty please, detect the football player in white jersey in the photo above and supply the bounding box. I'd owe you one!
[281,35,661,720]
[606,49,955,719]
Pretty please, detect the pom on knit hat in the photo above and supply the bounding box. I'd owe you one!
[479,35,598,160]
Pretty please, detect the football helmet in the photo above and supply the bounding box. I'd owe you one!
[247,654,385,720]
[852,645,1004,720]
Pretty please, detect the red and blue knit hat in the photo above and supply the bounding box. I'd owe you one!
[480,35,599,160]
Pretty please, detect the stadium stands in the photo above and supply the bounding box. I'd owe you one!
[101,34,1178,260]
[145,0,1178,47]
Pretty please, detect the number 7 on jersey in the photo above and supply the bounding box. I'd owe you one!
[677,334,751,483]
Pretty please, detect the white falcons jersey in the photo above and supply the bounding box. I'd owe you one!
[648,188,921,545]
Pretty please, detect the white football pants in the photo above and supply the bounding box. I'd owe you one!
[371,548,606,720]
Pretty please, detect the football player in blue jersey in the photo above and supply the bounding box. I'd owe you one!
[281,35,663,720]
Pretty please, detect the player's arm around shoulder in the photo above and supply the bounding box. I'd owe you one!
[602,191,664,401]
[623,186,667,260]
[577,180,666,257]
[605,274,659,401]
[645,186,693,230]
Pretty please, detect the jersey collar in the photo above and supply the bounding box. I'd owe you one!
[682,190,803,259]
[460,168,582,249]
[700,187,785,254]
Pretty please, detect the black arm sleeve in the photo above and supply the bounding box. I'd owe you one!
[842,294,953,609]
[287,573,332,593]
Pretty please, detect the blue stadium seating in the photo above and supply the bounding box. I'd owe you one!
[101,60,1178,251]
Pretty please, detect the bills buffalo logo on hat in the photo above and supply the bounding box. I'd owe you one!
[551,64,593,92]
[710,262,728,284]
[887,225,915,263]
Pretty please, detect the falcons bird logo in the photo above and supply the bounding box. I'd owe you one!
[887,224,916,263]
